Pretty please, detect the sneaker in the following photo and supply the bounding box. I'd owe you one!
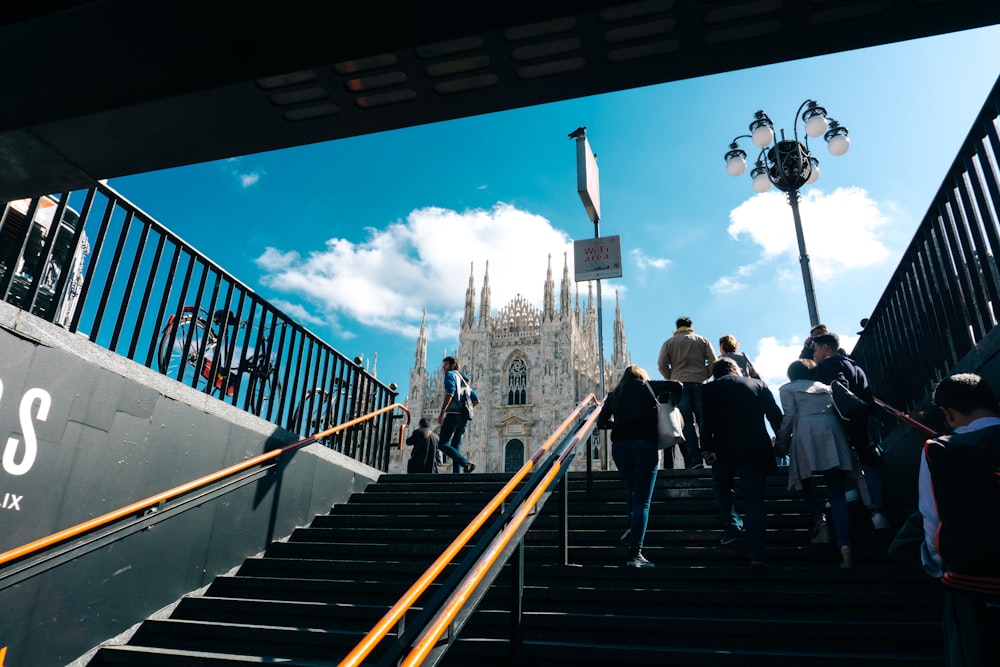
[625,551,655,568]
[720,529,744,545]
[463,462,476,473]
[872,512,889,531]
[840,545,852,569]
[688,462,706,470]
[810,519,831,544]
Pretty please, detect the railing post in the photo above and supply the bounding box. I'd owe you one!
[559,470,569,565]
[509,540,524,663]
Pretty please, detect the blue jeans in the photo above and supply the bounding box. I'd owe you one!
[438,413,471,473]
[611,439,659,551]
[711,457,769,562]
[679,382,704,466]
[799,468,850,547]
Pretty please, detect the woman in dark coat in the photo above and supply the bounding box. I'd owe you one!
[597,364,661,568]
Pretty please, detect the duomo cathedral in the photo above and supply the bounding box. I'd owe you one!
[397,253,631,473]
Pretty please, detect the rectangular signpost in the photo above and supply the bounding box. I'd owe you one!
[574,235,622,282]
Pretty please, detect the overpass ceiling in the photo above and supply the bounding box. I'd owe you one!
[2,0,999,201]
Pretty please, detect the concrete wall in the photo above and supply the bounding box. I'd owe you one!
[0,301,380,667]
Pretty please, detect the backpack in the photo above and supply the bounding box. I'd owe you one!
[456,373,475,420]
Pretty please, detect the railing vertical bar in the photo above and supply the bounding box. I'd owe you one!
[927,219,969,358]
[50,187,97,330]
[0,197,42,299]
[936,201,981,350]
[70,194,117,334]
[180,260,211,388]
[128,232,166,360]
[943,186,990,341]
[88,209,135,343]
[23,193,72,318]
[954,161,1000,325]
[108,221,151,353]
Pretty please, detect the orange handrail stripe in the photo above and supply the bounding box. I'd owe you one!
[401,404,602,666]
[872,396,938,437]
[337,394,600,667]
[0,403,409,568]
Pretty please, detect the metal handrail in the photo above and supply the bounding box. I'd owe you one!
[338,393,600,667]
[873,396,939,437]
[399,402,602,666]
[0,403,409,568]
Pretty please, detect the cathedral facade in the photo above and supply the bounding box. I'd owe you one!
[401,254,631,474]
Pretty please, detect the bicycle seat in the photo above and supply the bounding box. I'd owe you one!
[212,309,237,324]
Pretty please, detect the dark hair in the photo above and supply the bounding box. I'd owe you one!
[932,373,999,414]
[442,356,458,369]
[418,417,430,428]
[787,359,816,382]
[676,316,692,329]
[712,357,739,379]
[809,323,829,337]
[811,333,840,350]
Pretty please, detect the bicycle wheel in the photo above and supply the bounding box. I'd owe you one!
[291,388,333,436]
[157,309,213,390]
[248,365,283,422]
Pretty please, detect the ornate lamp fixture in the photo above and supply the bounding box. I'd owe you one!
[723,100,851,326]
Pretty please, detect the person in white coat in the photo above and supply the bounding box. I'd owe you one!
[775,359,855,568]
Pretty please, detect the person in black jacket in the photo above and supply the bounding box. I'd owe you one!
[813,332,890,533]
[597,364,677,568]
[701,358,783,568]
[406,418,439,473]
[919,373,1000,666]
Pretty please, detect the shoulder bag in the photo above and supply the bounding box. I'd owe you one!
[643,381,685,450]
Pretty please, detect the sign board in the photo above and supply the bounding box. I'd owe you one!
[576,136,601,223]
[574,235,622,281]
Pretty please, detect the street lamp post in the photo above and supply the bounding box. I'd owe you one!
[723,100,851,327]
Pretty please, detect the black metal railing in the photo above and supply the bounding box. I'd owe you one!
[0,183,400,470]
[853,73,1000,415]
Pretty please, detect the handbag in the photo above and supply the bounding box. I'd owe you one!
[829,374,883,465]
[643,381,685,450]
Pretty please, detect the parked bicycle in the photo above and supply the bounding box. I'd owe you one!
[157,306,282,420]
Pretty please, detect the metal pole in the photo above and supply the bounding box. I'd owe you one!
[594,220,608,474]
[787,189,821,327]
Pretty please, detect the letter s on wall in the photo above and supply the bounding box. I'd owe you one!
[3,387,52,476]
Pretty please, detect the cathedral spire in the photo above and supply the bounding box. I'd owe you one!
[414,309,427,370]
[560,252,571,320]
[543,254,555,322]
[613,291,629,368]
[462,262,476,329]
[479,260,491,327]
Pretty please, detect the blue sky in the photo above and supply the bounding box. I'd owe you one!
[110,25,1000,403]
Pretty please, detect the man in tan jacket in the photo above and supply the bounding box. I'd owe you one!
[658,316,717,468]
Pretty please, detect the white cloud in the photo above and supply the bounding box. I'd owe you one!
[710,276,746,294]
[631,248,671,270]
[224,157,262,188]
[723,186,891,283]
[751,333,860,398]
[240,172,261,188]
[254,203,575,339]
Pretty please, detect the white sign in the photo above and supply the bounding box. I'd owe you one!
[576,137,601,223]
[574,235,622,281]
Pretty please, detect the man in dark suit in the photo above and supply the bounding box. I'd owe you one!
[700,358,783,567]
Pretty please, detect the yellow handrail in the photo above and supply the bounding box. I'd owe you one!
[400,402,602,666]
[338,394,600,667]
[0,403,410,568]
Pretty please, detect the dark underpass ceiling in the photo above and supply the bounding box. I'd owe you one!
[2,0,999,201]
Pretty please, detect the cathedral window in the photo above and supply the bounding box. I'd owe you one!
[507,357,527,405]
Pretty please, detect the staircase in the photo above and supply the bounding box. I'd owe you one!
[88,469,942,666]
